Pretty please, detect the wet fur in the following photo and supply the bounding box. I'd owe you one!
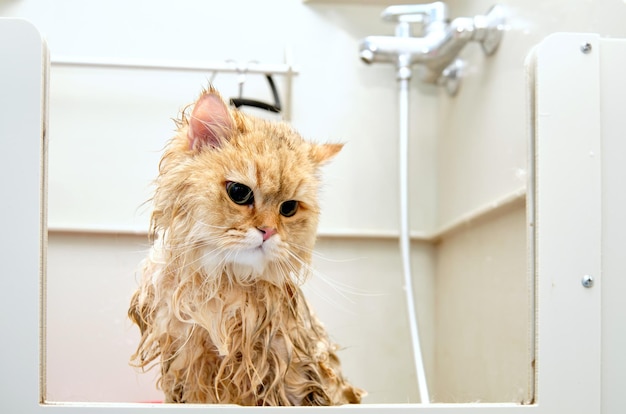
[128,87,363,405]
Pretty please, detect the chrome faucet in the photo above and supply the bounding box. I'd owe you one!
[359,2,505,94]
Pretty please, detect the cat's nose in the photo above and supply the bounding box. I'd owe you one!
[257,226,277,242]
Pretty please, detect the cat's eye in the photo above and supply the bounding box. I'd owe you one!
[280,200,299,217]
[226,182,254,205]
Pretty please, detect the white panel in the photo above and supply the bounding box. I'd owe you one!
[599,38,626,414]
[533,33,601,413]
[0,17,48,412]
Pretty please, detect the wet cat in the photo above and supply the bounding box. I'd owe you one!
[128,87,363,406]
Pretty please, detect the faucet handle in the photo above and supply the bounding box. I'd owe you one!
[381,2,448,24]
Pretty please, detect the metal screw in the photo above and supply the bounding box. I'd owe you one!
[582,274,594,288]
[580,42,592,54]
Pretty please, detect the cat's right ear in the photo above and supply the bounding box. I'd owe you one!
[187,89,234,151]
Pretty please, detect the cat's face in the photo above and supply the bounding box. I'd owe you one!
[155,88,341,283]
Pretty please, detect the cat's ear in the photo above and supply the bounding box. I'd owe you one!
[187,88,234,150]
[310,143,343,166]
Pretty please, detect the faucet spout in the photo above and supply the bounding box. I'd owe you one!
[359,31,447,66]
[359,17,473,82]
[358,2,505,92]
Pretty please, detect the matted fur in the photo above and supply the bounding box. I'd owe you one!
[128,87,363,405]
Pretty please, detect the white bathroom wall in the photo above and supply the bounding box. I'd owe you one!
[2,0,439,235]
[434,202,529,403]
[437,0,626,227]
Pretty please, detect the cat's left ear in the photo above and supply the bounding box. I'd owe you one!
[187,88,235,150]
[310,143,344,166]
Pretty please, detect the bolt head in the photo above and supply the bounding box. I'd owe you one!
[582,274,594,288]
[581,42,592,54]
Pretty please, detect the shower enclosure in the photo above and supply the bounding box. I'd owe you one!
[3,5,626,414]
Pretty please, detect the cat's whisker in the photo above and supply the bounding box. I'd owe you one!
[288,245,380,295]
[285,249,382,300]
[273,262,310,317]
[309,266,383,298]
[296,271,358,315]
[278,252,357,314]
[280,259,308,287]
[288,241,363,264]
[189,216,231,230]
[163,234,224,259]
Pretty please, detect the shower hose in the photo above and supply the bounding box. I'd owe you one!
[398,71,430,404]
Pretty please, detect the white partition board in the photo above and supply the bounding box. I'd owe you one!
[2,21,625,414]
[0,17,48,412]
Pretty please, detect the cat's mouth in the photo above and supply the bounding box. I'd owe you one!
[229,242,276,270]
[249,242,276,260]
[200,231,284,277]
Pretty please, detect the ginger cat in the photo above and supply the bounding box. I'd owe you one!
[128,87,363,406]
